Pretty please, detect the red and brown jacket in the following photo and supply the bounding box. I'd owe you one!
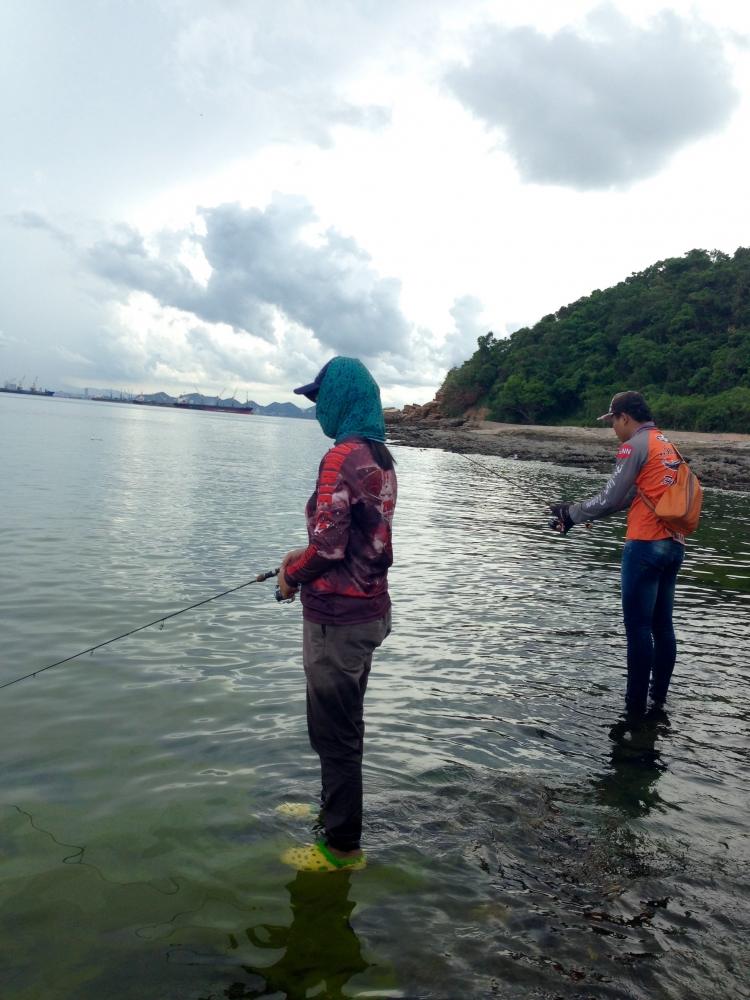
[284,437,397,624]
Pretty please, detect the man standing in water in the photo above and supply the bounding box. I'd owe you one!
[277,357,397,872]
[548,391,685,718]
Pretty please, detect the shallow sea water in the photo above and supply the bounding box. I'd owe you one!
[1,394,748,1000]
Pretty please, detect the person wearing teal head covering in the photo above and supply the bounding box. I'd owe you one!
[313,357,386,444]
[277,357,397,872]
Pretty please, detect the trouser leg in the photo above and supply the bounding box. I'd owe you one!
[650,545,684,704]
[621,542,660,716]
[303,614,389,852]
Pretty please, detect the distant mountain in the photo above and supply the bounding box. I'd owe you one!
[174,392,248,408]
[47,387,317,419]
[255,401,316,419]
[142,391,316,419]
[141,391,175,404]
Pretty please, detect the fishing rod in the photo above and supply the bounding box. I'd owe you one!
[459,450,589,534]
[0,567,287,693]
[3,452,581,693]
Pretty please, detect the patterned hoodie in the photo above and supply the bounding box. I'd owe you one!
[284,358,397,624]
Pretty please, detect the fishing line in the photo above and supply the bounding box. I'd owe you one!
[9,805,181,895]
[461,450,515,481]
[459,449,551,506]
[0,567,280,692]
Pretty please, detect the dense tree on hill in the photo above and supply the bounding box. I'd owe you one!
[439,247,750,432]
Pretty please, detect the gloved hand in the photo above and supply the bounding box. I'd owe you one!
[548,502,574,535]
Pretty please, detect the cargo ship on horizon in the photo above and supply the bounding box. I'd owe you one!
[1,379,54,397]
[172,397,253,414]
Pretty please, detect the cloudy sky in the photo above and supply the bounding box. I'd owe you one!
[1,0,749,407]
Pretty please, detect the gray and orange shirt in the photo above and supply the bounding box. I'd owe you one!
[284,437,397,624]
[568,423,684,542]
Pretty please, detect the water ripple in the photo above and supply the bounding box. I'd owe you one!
[1,399,748,999]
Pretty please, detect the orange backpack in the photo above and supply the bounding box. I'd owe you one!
[638,446,703,535]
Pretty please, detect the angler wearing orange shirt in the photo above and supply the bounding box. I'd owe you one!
[549,391,685,717]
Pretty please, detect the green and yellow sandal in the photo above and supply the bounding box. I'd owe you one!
[280,839,366,873]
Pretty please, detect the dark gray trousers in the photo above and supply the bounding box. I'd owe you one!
[302,611,391,852]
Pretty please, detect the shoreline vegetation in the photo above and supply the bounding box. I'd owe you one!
[385,411,750,492]
[383,248,750,491]
[436,249,750,433]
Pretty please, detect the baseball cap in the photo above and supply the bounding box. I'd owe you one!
[293,360,332,402]
[597,390,649,421]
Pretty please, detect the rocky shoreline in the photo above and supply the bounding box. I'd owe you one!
[385,416,750,492]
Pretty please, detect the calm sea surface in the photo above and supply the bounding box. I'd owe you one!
[1,394,748,1000]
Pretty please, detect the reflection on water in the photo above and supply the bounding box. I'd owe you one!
[1,395,749,1000]
[594,714,671,818]
[227,872,374,1000]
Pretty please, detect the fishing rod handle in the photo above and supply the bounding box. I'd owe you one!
[255,567,281,582]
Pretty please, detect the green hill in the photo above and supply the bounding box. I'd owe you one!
[440,247,750,432]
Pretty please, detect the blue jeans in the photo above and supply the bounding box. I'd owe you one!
[621,539,684,715]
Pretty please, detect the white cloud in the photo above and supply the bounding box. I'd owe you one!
[446,6,740,188]
[2,1,750,405]
[55,347,96,367]
[442,295,489,368]
[87,196,412,356]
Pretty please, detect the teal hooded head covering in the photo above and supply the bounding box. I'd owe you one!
[311,357,386,444]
